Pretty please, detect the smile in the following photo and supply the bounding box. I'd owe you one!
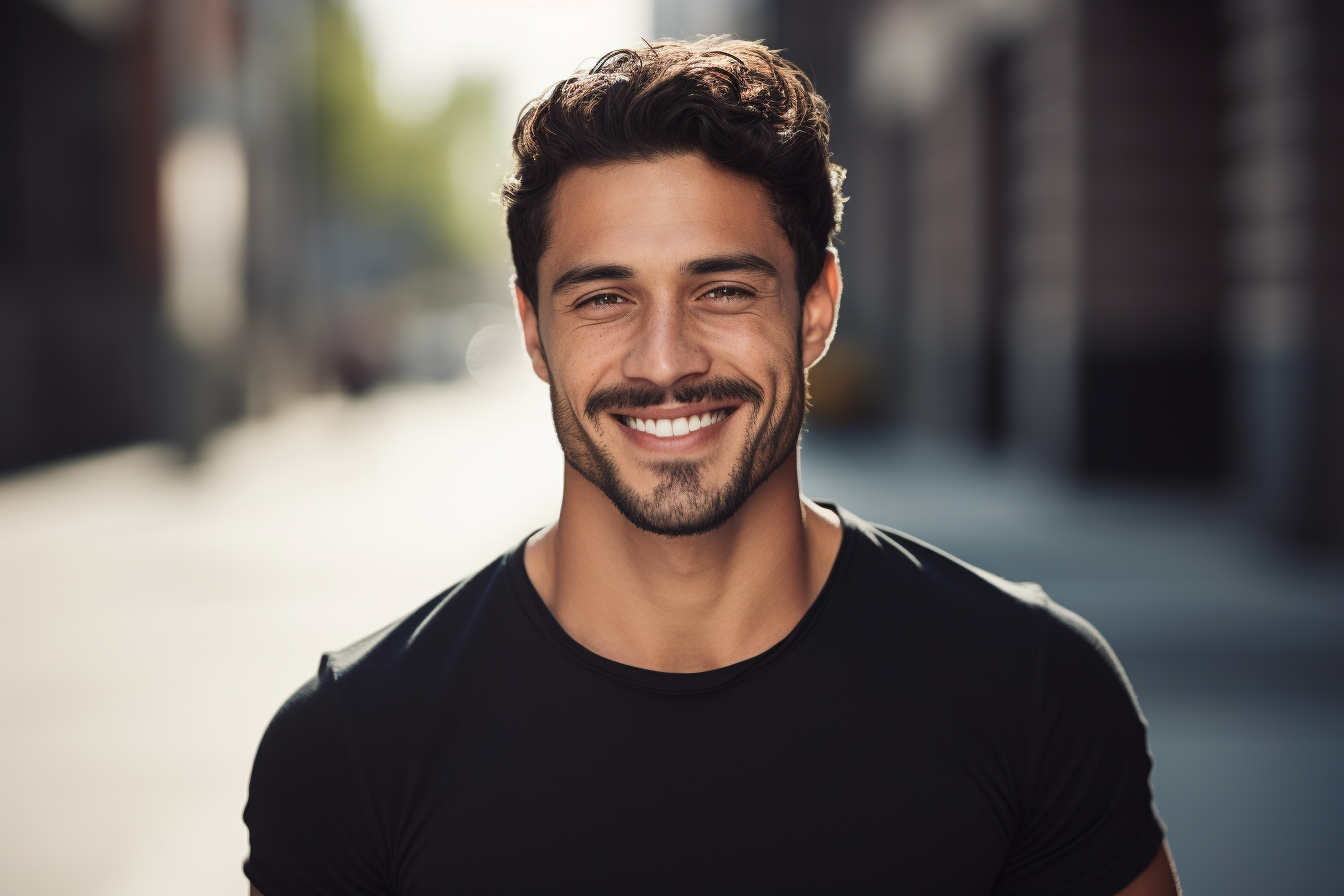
[618,409,732,438]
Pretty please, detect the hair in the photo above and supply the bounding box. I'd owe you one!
[501,37,846,308]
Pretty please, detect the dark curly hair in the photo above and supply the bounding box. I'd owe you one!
[501,38,846,308]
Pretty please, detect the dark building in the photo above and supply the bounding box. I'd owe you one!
[655,0,1343,545]
[1005,0,1230,483]
[1,1,164,472]
[0,0,320,475]
[1226,0,1344,544]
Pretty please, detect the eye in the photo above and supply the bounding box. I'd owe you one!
[700,285,753,303]
[579,292,631,309]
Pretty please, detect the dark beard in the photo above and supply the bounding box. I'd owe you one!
[550,365,806,537]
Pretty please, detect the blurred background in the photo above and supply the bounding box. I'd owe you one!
[1,0,1341,893]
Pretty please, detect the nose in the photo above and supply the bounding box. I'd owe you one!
[621,296,711,390]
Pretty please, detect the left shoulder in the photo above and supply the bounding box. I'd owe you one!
[831,506,1136,690]
[836,505,1053,627]
[831,508,1164,894]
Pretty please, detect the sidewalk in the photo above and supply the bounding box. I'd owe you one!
[1,379,1340,895]
[0,379,563,896]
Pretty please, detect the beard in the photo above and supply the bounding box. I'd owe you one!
[549,360,807,538]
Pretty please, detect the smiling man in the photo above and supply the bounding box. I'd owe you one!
[244,40,1179,896]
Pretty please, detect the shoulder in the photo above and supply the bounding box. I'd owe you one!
[831,506,1133,705]
[320,547,518,690]
[258,544,525,760]
[243,543,520,896]
[836,505,1054,634]
[246,545,526,882]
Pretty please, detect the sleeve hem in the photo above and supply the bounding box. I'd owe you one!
[1028,823,1166,896]
[242,859,285,896]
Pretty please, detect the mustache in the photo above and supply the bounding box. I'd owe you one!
[584,377,764,422]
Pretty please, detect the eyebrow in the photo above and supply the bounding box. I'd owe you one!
[683,253,779,279]
[548,253,780,298]
[550,263,636,296]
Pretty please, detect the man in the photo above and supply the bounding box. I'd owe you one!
[245,39,1179,895]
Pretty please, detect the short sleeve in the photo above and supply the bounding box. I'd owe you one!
[994,603,1166,896]
[244,663,390,896]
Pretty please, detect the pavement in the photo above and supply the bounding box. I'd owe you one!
[1,376,1341,895]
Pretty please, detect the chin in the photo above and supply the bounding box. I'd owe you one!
[552,367,806,537]
[616,477,749,537]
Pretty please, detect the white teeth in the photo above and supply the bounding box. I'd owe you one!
[623,409,733,437]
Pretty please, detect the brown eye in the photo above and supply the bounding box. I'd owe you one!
[702,286,750,302]
[585,293,629,308]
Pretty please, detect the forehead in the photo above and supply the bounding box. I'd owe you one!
[539,154,790,294]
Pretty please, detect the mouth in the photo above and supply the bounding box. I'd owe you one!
[614,407,735,439]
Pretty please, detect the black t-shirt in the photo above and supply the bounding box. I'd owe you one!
[244,507,1164,895]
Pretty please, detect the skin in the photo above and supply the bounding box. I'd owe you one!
[518,153,842,673]
[248,152,1179,896]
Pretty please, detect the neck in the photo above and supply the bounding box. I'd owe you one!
[524,451,843,672]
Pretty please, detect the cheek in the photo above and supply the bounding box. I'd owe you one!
[694,313,798,376]
[547,327,625,394]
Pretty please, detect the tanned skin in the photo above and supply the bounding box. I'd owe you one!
[247,153,1179,896]
[520,154,843,674]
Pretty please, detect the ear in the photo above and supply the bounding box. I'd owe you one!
[514,278,551,384]
[801,248,841,370]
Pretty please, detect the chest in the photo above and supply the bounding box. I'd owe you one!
[383,680,1023,894]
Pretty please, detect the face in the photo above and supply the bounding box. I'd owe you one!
[518,153,839,537]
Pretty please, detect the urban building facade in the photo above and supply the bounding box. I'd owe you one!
[1,0,320,473]
[657,0,1342,545]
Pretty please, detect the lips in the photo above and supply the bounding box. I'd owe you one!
[617,408,732,438]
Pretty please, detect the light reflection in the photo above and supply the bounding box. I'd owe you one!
[161,124,249,353]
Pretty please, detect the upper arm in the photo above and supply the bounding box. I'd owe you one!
[995,602,1169,895]
[1114,841,1180,896]
[244,674,388,896]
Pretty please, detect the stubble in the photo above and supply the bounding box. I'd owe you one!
[550,364,806,537]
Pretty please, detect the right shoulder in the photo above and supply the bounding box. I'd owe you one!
[244,547,524,895]
[258,545,524,773]
[318,548,518,692]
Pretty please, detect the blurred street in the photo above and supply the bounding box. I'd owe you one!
[0,376,564,896]
[7,0,1343,893]
[2,375,1340,895]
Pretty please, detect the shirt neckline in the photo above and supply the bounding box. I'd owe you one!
[508,503,858,695]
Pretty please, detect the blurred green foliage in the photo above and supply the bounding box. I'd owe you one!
[313,0,506,267]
